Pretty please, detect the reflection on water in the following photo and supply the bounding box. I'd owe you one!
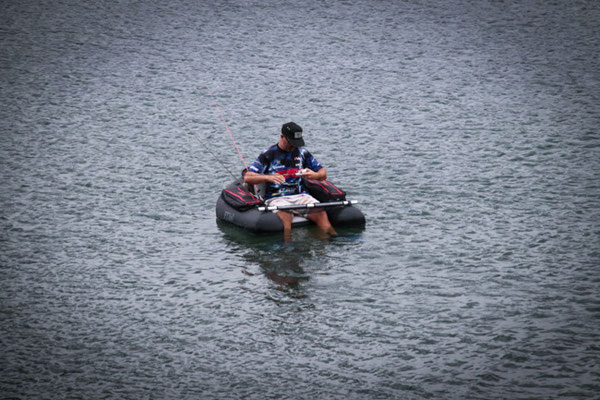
[217,220,364,294]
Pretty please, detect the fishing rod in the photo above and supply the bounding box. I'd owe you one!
[191,88,249,181]
[258,200,359,212]
[190,131,238,181]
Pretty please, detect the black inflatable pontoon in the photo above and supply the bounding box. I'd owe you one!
[216,178,365,233]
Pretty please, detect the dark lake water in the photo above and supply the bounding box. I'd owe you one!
[1,0,599,398]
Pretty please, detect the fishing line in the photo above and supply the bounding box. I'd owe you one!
[208,88,248,170]
[190,88,248,181]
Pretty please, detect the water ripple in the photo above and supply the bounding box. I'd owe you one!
[2,0,599,399]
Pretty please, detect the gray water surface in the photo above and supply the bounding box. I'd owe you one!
[1,1,599,399]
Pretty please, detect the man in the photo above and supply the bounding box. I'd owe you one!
[244,122,337,240]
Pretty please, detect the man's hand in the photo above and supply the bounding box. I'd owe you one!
[269,174,286,184]
[297,168,327,181]
[297,169,317,180]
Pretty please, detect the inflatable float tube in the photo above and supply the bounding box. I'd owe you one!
[215,179,365,233]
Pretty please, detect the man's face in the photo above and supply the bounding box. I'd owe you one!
[280,134,295,151]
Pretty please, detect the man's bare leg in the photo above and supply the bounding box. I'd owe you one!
[307,211,337,236]
[277,211,293,242]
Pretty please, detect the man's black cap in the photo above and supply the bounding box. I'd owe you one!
[281,122,305,147]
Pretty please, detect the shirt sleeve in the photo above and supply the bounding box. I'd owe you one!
[249,152,268,174]
[303,149,323,172]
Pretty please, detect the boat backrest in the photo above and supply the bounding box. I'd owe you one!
[253,182,267,201]
[239,169,266,201]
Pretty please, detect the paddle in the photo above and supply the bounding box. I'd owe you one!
[257,200,358,212]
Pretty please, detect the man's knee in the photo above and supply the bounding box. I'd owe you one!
[308,210,330,223]
[277,211,293,224]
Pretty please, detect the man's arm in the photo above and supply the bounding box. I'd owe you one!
[244,171,286,185]
[299,167,327,181]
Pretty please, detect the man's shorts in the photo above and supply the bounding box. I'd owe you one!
[265,193,319,214]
